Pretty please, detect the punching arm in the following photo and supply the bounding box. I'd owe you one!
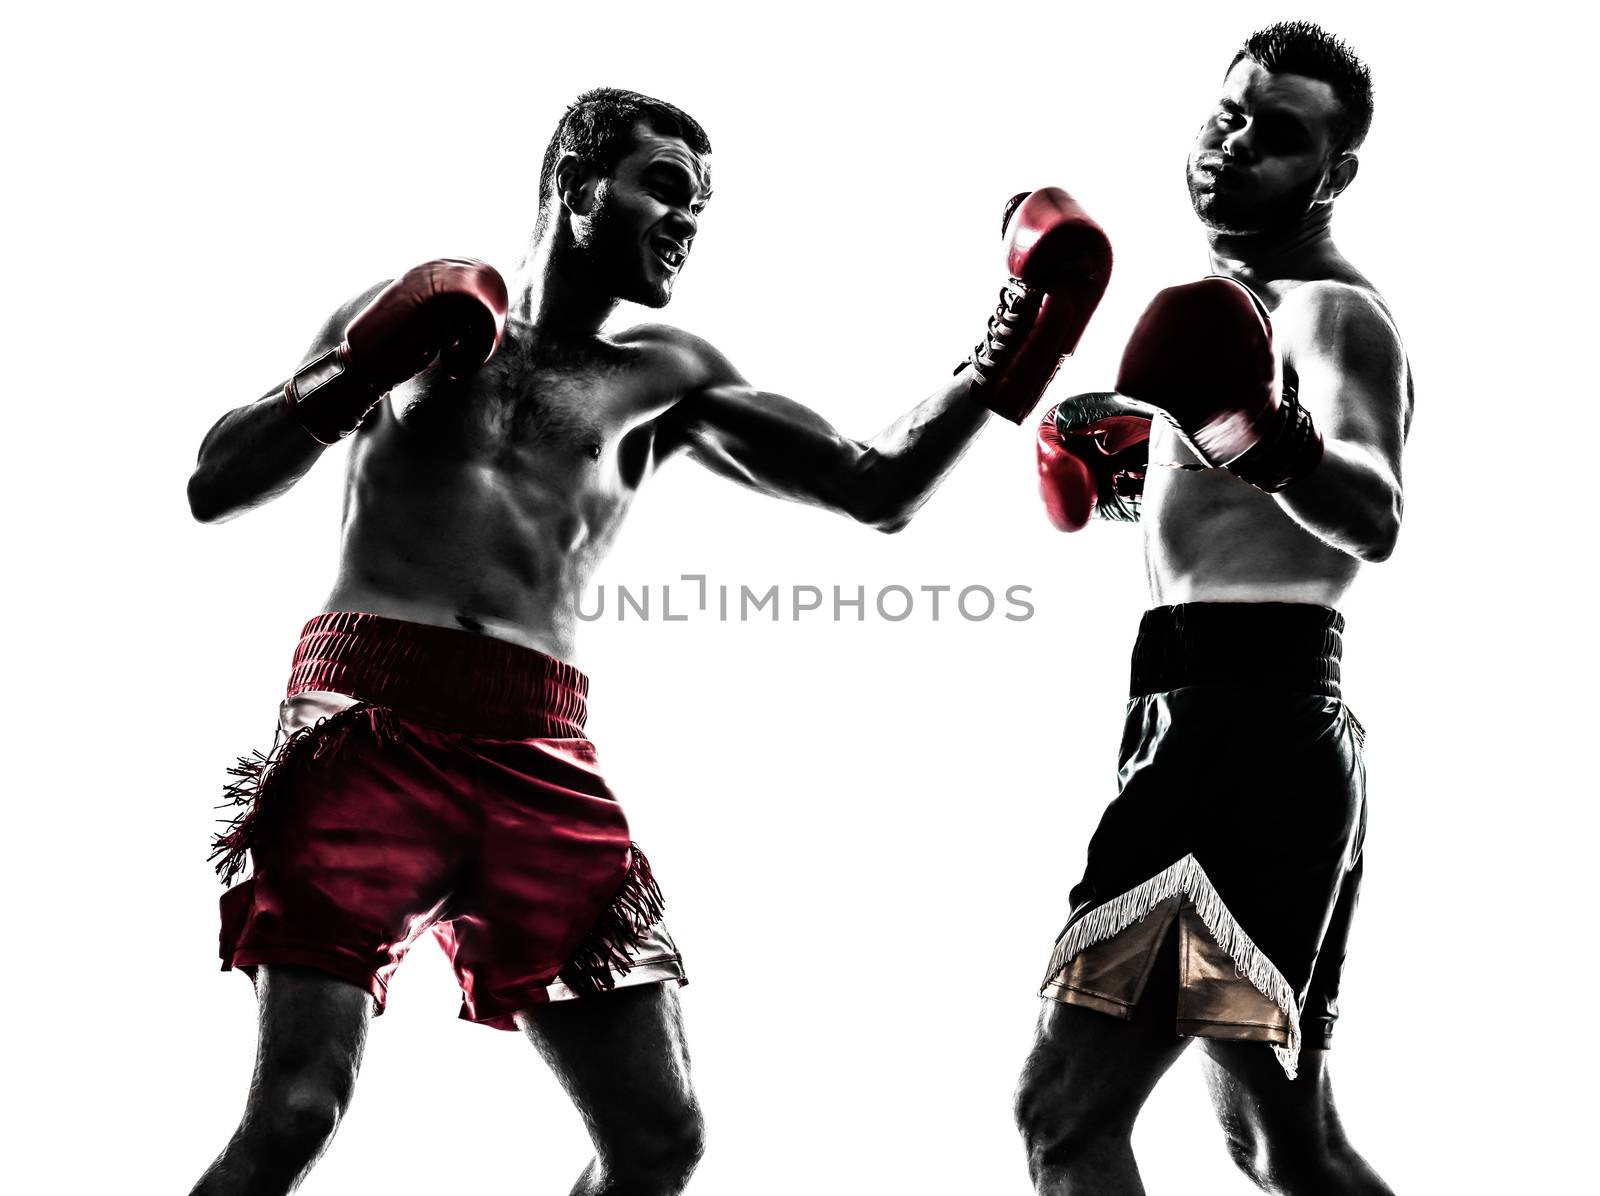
[659,369,988,533]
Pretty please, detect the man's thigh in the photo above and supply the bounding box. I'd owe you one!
[1020,995,1192,1135]
[518,982,698,1134]
[1200,1040,1340,1147]
[251,965,375,1095]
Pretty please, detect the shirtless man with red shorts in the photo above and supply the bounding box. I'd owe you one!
[186,88,1110,1195]
[1018,23,1411,1195]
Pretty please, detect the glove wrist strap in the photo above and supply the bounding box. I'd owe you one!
[1227,389,1324,492]
[284,343,383,445]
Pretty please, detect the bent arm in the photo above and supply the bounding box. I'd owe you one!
[656,342,990,532]
[1273,287,1410,561]
[187,282,386,523]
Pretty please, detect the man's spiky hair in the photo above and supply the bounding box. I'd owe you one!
[1231,21,1374,152]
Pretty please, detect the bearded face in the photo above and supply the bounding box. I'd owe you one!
[571,184,663,306]
[1186,59,1347,238]
[1186,147,1329,237]
[571,128,709,309]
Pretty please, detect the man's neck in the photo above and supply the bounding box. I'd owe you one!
[508,236,617,338]
[1205,206,1342,284]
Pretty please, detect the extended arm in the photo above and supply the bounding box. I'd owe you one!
[657,367,990,533]
[1269,285,1408,561]
[654,187,1113,532]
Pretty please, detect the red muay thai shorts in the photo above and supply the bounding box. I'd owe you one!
[213,611,685,1028]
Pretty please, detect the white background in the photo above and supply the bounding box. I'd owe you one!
[5,1,1594,1191]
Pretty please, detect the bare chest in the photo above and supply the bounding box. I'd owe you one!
[394,341,632,461]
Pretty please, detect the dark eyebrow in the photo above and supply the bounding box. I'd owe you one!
[643,161,691,181]
[644,161,711,208]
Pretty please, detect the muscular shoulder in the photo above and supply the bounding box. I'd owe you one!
[609,323,751,473]
[614,322,745,392]
[1274,279,1412,447]
[1273,280,1403,370]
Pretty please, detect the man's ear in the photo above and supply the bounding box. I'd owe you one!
[555,152,600,217]
[1316,151,1359,204]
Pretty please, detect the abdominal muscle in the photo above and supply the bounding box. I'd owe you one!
[1143,428,1358,611]
[318,434,625,667]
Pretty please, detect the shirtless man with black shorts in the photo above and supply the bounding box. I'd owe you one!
[185,88,1110,1195]
[1018,24,1410,1195]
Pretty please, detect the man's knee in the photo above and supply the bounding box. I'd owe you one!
[602,1102,706,1189]
[250,1075,350,1155]
[1013,1053,1057,1145]
[651,1107,707,1183]
[1220,1120,1274,1187]
[1220,1116,1360,1193]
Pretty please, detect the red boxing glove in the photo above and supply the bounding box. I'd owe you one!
[1038,394,1151,532]
[963,188,1112,424]
[1114,276,1322,491]
[285,258,509,445]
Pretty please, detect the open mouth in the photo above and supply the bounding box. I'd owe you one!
[650,238,687,270]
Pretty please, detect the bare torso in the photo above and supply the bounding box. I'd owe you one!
[324,321,703,663]
[1143,260,1413,608]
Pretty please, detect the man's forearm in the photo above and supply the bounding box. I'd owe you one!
[850,372,990,531]
[187,387,330,523]
[1273,442,1402,562]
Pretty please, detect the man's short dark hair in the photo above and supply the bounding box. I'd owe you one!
[1230,21,1373,153]
[536,87,711,234]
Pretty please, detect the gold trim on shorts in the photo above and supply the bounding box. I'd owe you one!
[1041,895,1291,1046]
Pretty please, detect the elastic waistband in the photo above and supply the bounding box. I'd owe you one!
[288,611,589,738]
[1129,603,1344,698]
